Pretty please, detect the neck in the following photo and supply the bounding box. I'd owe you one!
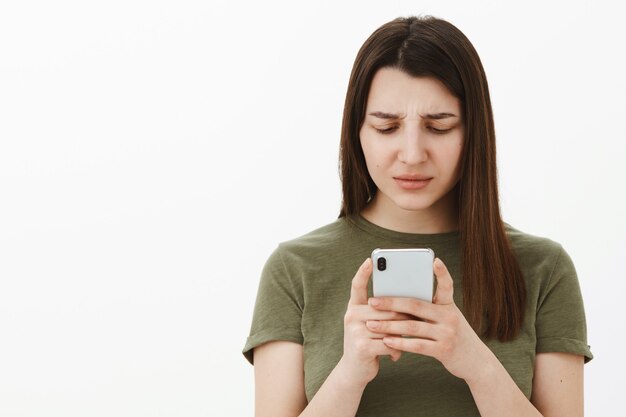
[360,191,459,234]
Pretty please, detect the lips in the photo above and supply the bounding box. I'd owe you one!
[394,175,433,190]
[394,174,433,181]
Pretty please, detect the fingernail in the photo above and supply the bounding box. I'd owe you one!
[366,320,379,329]
[435,258,442,268]
[369,298,380,307]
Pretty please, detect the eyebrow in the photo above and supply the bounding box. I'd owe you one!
[368,111,458,120]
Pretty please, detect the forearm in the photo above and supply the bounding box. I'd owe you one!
[299,358,367,417]
[466,350,542,417]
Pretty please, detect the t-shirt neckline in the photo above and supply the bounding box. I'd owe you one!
[347,213,460,244]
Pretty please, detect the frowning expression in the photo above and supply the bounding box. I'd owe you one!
[359,67,465,212]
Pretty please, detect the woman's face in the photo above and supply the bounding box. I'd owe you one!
[359,67,464,213]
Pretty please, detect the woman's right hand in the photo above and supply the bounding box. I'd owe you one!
[337,257,406,387]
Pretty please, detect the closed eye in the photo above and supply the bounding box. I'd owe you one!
[374,126,453,135]
[429,127,452,134]
[374,126,397,134]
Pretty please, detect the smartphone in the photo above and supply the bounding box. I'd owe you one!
[371,248,435,302]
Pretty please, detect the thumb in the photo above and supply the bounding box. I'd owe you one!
[349,258,372,305]
[433,258,454,305]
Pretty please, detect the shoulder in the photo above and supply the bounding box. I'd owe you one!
[280,216,355,247]
[503,223,578,294]
[254,219,351,302]
[259,217,361,292]
[273,216,357,263]
[504,223,565,269]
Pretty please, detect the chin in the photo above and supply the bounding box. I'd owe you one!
[392,195,437,212]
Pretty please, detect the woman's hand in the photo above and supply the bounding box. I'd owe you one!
[338,258,412,387]
[365,257,491,381]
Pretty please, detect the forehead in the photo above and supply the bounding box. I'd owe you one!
[366,67,460,115]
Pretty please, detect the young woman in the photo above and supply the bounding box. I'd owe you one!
[243,15,592,417]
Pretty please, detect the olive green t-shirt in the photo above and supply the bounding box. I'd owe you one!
[243,214,593,416]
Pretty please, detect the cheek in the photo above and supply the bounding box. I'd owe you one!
[363,143,389,173]
[360,132,381,169]
[434,140,463,174]
[446,140,464,178]
[452,141,463,163]
[447,133,464,159]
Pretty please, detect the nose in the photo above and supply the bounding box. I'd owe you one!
[397,124,428,165]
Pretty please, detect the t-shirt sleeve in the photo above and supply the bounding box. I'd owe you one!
[535,245,593,363]
[242,244,304,365]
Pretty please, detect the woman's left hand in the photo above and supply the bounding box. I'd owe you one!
[366,257,491,381]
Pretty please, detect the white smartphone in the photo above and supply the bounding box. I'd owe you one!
[371,248,435,302]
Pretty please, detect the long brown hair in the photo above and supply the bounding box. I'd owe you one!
[338,15,526,341]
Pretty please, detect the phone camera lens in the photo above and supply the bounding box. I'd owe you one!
[377,257,386,271]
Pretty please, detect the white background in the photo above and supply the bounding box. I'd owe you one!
[1,1,624,416]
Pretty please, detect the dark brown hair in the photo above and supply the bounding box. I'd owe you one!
[338,15,526,341]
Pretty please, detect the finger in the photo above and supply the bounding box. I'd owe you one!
[346,305,414,324]
[368,296,439,322]
[369,339,403,358]
[432,258,454,305]
[382,335,438,356]
[349,306,413,322]
[366,330,386,339]
[366,319,438,340]
[349,258,372,305]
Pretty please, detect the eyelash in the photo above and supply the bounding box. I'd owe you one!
[374,126,451,135]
